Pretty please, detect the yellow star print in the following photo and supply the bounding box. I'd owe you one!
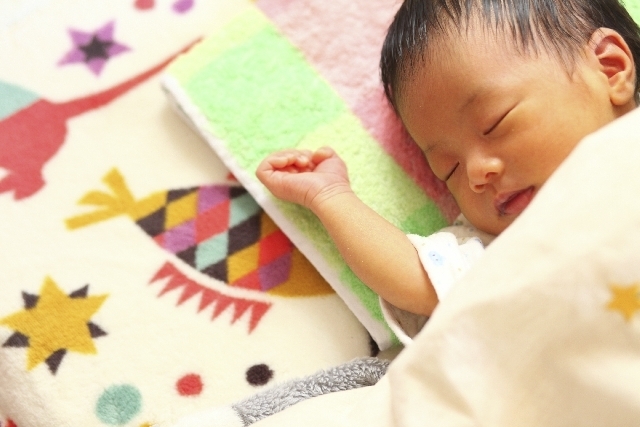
[606,284,640,322]
[0,277,107,371]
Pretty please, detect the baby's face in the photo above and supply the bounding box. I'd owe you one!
[397,25,627,235]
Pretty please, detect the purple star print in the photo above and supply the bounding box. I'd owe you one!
[173,0,195,13]
[58,21,130,75]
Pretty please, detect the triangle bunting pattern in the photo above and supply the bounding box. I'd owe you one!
[149,262,272,332]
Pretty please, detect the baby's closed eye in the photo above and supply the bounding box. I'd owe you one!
[445,163,459,181]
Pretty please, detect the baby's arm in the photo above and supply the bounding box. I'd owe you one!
[256,147,438,316]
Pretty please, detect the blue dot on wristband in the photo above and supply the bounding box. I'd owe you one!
[428,251,444,266]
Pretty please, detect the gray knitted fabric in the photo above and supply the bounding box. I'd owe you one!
[232,357,390,426]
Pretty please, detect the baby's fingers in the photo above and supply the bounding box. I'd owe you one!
[265,150,314,170]
[311,146,336,163]
[264,152,296,169]
[256,151,308,184]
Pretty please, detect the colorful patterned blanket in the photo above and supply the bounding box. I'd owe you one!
[0,1,377,426]
[2,0,640,425]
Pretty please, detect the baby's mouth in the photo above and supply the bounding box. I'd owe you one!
[495,186,535,217]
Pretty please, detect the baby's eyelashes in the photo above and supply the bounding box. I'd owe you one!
[482,105,515,136]
[445,163,459,181]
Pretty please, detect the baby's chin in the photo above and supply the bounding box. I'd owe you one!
[465,214,515,237]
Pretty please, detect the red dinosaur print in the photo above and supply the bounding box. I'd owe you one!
[0,40,198,200]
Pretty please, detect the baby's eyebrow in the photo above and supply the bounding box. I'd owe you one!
[459,89,482,114]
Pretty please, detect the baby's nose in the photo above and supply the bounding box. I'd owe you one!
[467,155,503,193]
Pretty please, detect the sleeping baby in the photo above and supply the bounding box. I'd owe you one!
[257,0,639,344]
[166,0,640,425]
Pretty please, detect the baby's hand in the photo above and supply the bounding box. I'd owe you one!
[256,147,351,210]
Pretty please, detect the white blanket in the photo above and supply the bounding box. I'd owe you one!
[252,107,640,426]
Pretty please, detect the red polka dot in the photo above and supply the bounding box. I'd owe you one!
[134,0,155,10]
[176,374,203,396]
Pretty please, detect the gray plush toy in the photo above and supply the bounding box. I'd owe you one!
[161,357,389,427]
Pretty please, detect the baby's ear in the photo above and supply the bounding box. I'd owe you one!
[589,28,636,107]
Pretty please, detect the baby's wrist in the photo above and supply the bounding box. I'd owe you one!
[308,184,357,216]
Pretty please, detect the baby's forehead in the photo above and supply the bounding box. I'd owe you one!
[396,34,586,138]
[396,29,528,99]
[399,20,578,100]
[382,0,600,117]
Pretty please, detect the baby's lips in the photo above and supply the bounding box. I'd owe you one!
[495,186,535,216]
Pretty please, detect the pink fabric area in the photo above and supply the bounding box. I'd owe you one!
[257,0,459,221]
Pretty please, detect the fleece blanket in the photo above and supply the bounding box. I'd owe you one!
[163,0,640,350]
[0,1,378,426]
[248,107,640,426]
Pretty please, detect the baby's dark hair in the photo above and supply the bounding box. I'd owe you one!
[380,0,640,111]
